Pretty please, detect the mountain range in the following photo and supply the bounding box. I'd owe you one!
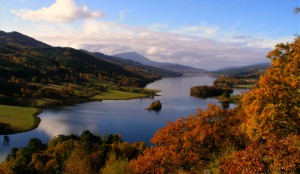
[113,52,207,74]
[83,51,181,78]
[0,31,183,89]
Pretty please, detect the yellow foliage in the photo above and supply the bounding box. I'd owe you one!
[242,37,300,141]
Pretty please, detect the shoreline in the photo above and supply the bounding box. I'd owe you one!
[0,106,42,135]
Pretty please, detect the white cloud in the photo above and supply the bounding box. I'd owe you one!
[29,20,270,70]
[11,0,104,23]
[220,34,294,49]
[146,46,165,55]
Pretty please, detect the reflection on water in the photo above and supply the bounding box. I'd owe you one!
[3,135,9,146]
[0,75,248,162]
[37,116,73,138]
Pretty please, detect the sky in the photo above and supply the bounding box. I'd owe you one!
[0,0,299,70]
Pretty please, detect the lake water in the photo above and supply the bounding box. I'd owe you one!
[0,75,247,161]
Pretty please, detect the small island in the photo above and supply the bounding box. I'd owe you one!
[190,85,233,98]
[190,85,235,109]
[146,100,162,111]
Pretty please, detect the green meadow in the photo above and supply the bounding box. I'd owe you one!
[90,90,149,100]
[233,84,255,89]
[0,105,41,134]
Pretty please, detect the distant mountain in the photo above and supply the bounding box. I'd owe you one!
[0,31,51,48]
[83,51,181,78]
[157,63,207,75]
[113,52,207,74]
[212,62,270,78]
[113,52,154,65]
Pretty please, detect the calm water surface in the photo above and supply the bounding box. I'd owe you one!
[0,75,247,161]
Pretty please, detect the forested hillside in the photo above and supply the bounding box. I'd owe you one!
[0,31,164,86]
[0,31,169,106]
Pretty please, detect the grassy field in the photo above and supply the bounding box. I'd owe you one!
[216,94,241,105]
[142,88,161,93]
[233,84,255,89]
[90,90,149,100]
[35,98,60,107]
[0,105,41,134]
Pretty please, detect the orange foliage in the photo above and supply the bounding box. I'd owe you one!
[63,147,94,174]
[242,38,300,141]
[221,37,300,173]
[130,104,246,173]
[220,134,300,174]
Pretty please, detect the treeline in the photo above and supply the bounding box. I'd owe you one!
[1,130,146,173]
[213,77,256,87]
[190,85,233,98]
[0,76,104,106]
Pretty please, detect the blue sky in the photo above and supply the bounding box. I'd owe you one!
[1,0,299,70]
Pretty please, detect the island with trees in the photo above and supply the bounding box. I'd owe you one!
[190,85,233,98]
[146,100,162,111]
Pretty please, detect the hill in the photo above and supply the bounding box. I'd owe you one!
[0,31,51,48]
[0,31,164,106]
[113,52,207,74]
[211,62,270,78]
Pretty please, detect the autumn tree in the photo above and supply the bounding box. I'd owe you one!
[63,147,93,174]
[220,134,300,174]
[130,104,246,173]
[100,152,132,174]
[221,37,300,173]
[242,38,300,141]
